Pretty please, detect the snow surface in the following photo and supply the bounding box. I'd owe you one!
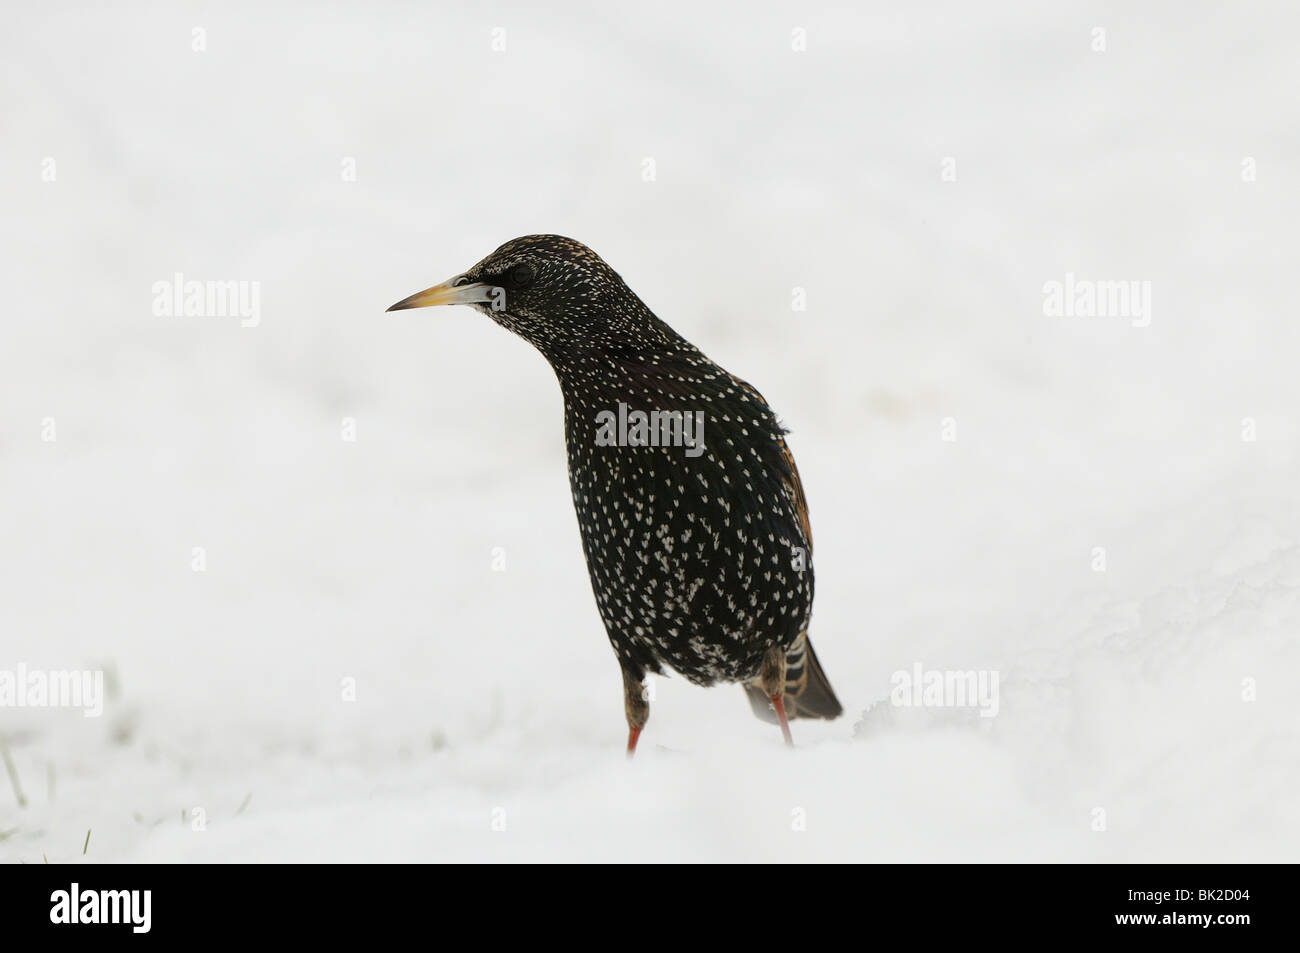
[2,0,1298,862]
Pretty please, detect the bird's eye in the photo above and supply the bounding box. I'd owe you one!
[508,263,535,286]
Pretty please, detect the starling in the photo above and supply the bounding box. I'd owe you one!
[388,235,842,753]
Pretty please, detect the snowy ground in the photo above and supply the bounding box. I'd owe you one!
[2,1,1298,862]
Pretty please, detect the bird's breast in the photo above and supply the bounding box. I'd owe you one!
[559,394,813,684]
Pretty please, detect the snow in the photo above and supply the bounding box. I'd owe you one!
[2,0,1298,862]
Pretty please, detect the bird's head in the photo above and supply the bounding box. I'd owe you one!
[388,235,665,365]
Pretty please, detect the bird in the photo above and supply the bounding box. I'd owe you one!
[388,235,842,753]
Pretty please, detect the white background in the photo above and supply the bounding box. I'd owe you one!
[2,0,1297,861]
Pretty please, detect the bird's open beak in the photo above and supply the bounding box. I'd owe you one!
[386,276,496,312]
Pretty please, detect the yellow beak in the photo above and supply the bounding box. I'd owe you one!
[386,276,496,312]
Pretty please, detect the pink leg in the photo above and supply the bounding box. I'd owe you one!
[770,693,794,747]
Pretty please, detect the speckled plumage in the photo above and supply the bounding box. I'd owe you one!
[389,235,842,750]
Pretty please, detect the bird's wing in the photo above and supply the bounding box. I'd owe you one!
[729,377,842,721]
[729,376,813,556]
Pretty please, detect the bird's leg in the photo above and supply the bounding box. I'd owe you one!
[761,645,794,747]
[622,667,649,757]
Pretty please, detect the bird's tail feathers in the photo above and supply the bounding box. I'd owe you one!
[744,631,843,722]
